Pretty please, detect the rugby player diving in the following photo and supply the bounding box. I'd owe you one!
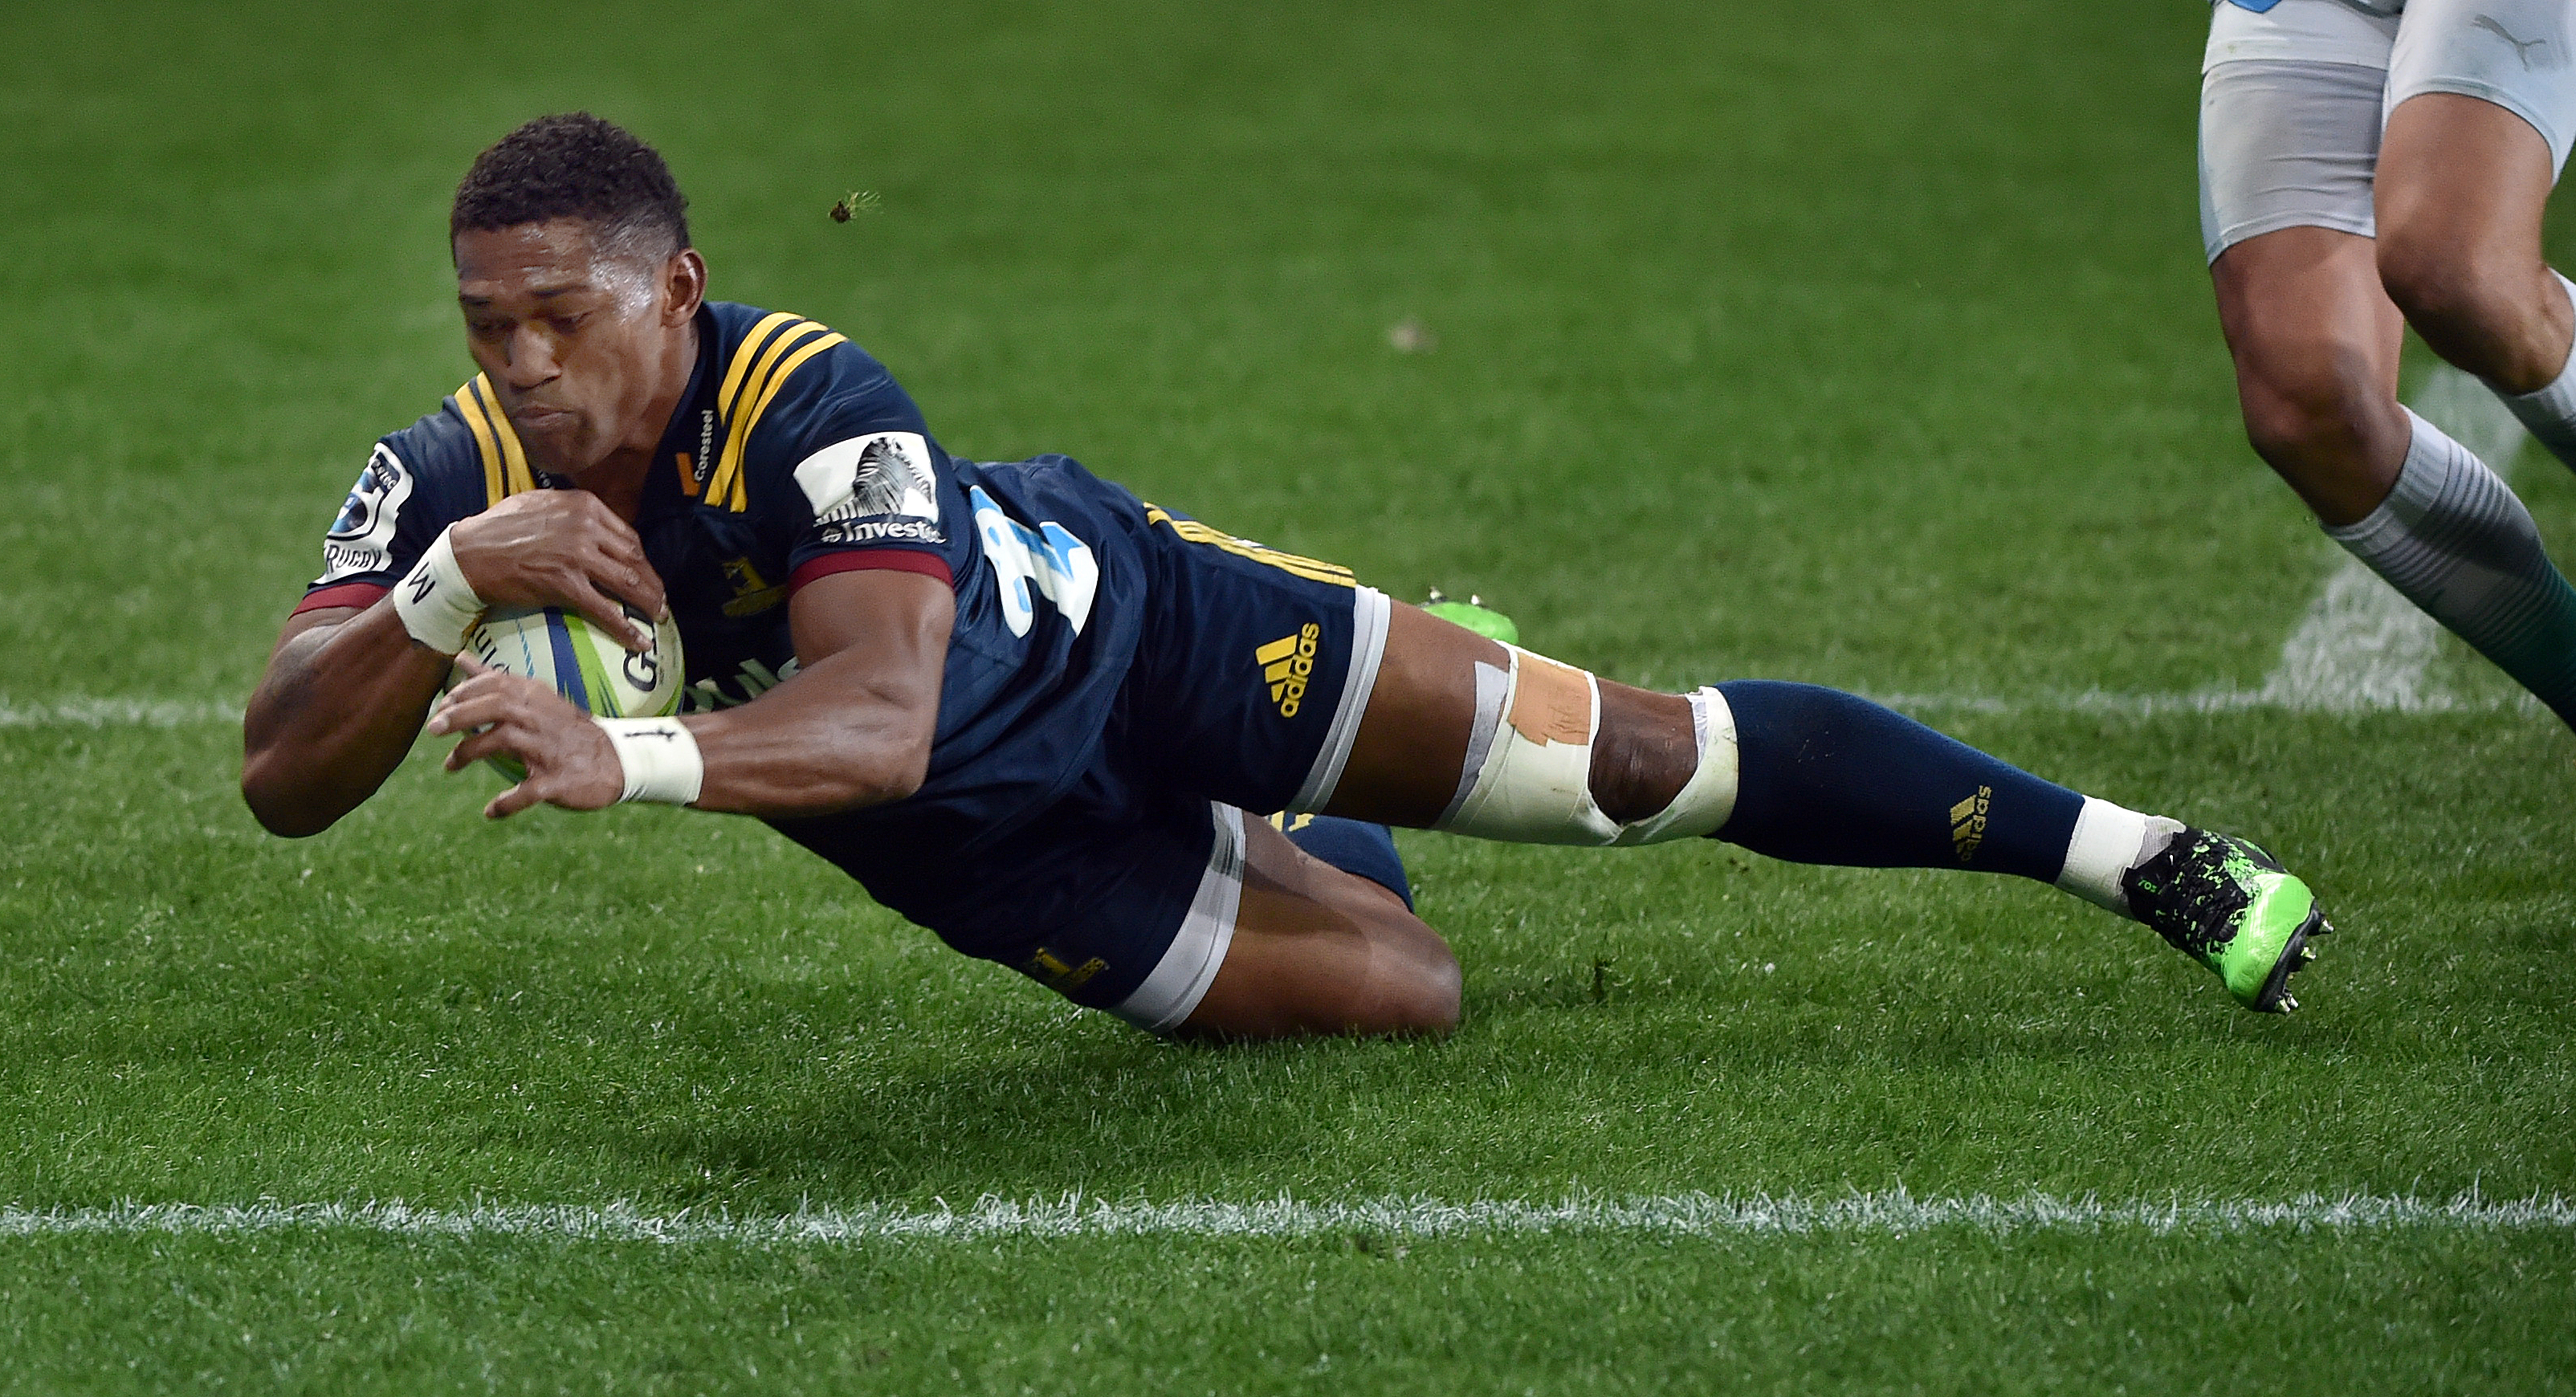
[243,114,2333,1038]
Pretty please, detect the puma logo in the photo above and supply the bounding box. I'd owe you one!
[2474,14,2553,70]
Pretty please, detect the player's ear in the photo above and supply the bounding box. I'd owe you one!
[660,248,707,327]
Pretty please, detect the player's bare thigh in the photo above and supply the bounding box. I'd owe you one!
[1175,816,1460,1040]
[1320,603,1696,829]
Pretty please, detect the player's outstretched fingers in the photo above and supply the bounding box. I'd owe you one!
[1177,819,1461,1041]
[483,776,552,821]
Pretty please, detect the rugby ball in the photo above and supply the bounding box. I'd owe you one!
[448,604,685,779]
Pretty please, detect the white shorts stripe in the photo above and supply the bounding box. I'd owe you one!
[1289,584,1391,814]
[1110,803,1246,1033]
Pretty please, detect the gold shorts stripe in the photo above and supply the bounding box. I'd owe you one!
[1142,503,1356,588]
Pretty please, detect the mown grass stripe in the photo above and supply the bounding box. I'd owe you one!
[2,1194,2568,1244]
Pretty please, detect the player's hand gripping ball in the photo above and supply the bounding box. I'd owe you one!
[445,604,686,780]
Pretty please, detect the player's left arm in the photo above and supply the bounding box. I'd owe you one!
[429,568,951,820]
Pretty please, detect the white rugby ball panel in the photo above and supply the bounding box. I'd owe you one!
[452,605,684,719]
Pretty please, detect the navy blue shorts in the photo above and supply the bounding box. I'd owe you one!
[917,506,1396,1028]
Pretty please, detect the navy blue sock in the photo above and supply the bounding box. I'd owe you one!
[1714,681,2082,883]
[1272,813,1414,909]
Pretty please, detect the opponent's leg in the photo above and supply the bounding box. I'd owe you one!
[1178,814,1459,1040]
[2375,0,2576,450]
[2212,227,2412,525]
[1316,607,2328,1012]
[2215,226,2576,727]
[2377,93,2570,396]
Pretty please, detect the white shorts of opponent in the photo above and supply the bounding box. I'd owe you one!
[2199,0,2576,263]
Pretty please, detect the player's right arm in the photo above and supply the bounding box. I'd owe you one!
[242,489,666,837]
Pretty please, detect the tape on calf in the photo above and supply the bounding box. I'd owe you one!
[1611,686,1738,845]
[1432,646,1738,847]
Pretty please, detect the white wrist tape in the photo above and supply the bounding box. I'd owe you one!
[392,528,485,654]
[593,717,704,806]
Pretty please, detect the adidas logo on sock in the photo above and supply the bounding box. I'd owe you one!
[1949,785,1991,863]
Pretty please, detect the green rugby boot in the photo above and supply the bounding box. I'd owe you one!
[2124,829,2330,1014]
[1422,589,1519,645]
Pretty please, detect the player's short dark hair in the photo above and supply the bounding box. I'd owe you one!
[450,112,691,259]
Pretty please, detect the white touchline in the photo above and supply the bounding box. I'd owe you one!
[0,699,242,730]
[2257,365,2529,714]
[0,1192,2567,1244]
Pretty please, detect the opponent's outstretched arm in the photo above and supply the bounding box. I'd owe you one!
[241,491,666,837]
[428,568,951,821]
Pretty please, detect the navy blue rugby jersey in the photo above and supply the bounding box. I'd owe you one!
[300,299,1154,894]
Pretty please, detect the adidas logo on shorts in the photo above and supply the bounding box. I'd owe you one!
[1255,624,1321,718]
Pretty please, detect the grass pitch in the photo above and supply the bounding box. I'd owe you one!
[3,1,2574,1391]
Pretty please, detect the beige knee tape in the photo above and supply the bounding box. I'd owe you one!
[1437,646,1621,845]
[1433,649,1739,848]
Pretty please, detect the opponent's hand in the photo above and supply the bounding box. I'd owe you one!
[430,656,625,818]
[447,491,667,651]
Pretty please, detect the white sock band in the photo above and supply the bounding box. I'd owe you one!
[594,717,704,806]
[2055,797,2183,918]
[1433,650,1739,848]
[392,528,484,655]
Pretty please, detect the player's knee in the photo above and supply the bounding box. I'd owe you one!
[1364,928,1461,1036]
[2378,234,2515,340]
[2233,344,2383,467]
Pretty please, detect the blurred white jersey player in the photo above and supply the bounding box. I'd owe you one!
[2199,0,2576,728]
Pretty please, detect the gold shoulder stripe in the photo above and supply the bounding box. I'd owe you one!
[477,375,537,497]
[710,326,846,512]
[460,377,537,503]
[706,320,826,509]
[455,379,505,506]
[717,312,804,422]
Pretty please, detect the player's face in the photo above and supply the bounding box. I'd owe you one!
[454,219,691,477]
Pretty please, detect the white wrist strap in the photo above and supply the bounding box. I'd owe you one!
[393,528,485,654]
[594,717,704,806]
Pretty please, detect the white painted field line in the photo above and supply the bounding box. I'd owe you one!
[0,698,240,729]
[0,1192,2567,1244]
[1871,688,2528,719]
[2256,365,2529,713]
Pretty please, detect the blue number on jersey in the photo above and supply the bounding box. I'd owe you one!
[970,485,1101,636]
